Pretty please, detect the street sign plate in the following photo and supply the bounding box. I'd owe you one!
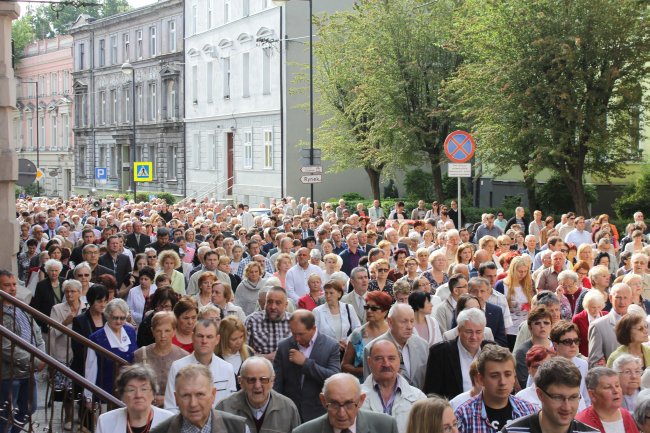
[444,130,476,163]
[95,167,107,181]
[300,174,322,184]
[134,162,153,182]
[301,166,323,174]
[448,163,472,178]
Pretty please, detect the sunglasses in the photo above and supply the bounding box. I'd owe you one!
[558,338,580,346]
[363,305,384,312]
[377,268,389,272]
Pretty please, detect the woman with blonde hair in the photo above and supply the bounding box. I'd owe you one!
[502,255,535,350]
[577,243,594,266]
[405,396,456,433]
[273,253,292,288]
[216,316,254,379]
[155,250,185,295]
[322,253,343,284]
[423,250,449,290]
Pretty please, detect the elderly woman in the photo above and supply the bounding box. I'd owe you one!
[387,249,408,282]
[322,253,343,284]
[314,280,361,354]
[95,364,174,433]
[422,250,449,290]
[49,279,86,428]
[397,257,421,288]
[575,265,613,315]
[409,291,442,347]
[84,298,138,401]
[608,312,650,368]
[134,312,188,407]
[172,296,198,353]
[572,289,606,357]
[126,266,157,325]
[31,258,65,333]
[613,354,643,413]
[136,287,179,347]
[155,250,185,295]
[297,273,325,311]
[342,291,392,379]
[624,273,650,314]
[557,270,583,317]
[368,258,394,299]
[234,262,267,315]
[210,281,246,322]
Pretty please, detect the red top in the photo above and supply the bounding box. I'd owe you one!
[172,335,194,353]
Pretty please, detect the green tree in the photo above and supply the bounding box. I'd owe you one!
[447,0,649,216]
[11,16,35,63]
[28,0,130,38]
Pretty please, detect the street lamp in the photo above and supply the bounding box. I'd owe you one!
[121,62,137,201]
[272,0,315,210]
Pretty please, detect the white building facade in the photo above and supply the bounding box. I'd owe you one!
[184,0,282,205]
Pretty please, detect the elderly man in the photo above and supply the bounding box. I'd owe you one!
[467,277,507,347]
[294,373,398,433]
[361,340,426,433]
[164,320,237,412]
[575,367,639,433]
[341,267,370,323]
[424,308,486,398]
[456,345,536,433]
[362,304,429,389]
[273,310,340,422]
[588,283,633,368]
[339,233,367,276]
[245,287,292,360]
[285,248,324,305]
[473,214,503,243]
[152,364,249,433]
[216,356,301,433]
[537,251,566,293]
[502,357,599,433]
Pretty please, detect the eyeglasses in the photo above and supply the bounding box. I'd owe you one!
[110,315,127,322]
[241,376,272,385]
[147,255,157,259]
[539,387,581,404]
[325,400,359,412]
[443,420,460,433]
[363,305,383,312]
[558,338,580,346]
[620,369,643,377]
[377,268,389,272]
[77,273,91,277]
[124,386,152,395]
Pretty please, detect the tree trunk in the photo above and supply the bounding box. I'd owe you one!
[562,174,589,217]
[364,166,382,200]
[429,156,444,202]
[521,169,538,213]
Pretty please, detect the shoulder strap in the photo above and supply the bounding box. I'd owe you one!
[345,303,353,337]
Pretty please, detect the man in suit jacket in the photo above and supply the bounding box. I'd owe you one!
[151,364,249,433]
[424,307,486,399]
[468,277,507,347]
[98,235,132,288]
[273,310,341,422]
[293,373,398,433]
[362,304,429,389]
[341,267,370,323]
[125,221,151,254]
[588,283,632,368]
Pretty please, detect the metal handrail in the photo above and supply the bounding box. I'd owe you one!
[0,325,124,408]
[181,176,234,204]
[0,290,129,367]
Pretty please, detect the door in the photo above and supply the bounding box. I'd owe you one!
[227,132,234,195]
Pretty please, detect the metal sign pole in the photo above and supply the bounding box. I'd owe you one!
[457,177,461,229]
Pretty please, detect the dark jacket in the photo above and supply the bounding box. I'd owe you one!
[125,232,151,254]
[423,338,463,399]
[216,389,301,433]
[30,277,65,332]
[98,253,132,288]
[150,409,248,433]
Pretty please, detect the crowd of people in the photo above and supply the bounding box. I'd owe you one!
[2,194,650,433]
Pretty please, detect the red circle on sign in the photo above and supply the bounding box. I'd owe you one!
[444,130,476,163]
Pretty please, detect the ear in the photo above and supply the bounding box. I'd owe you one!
[319,393,328,409]
[476,372,485,388]
[358,392,366,407]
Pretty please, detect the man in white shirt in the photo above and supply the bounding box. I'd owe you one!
[565,217,593,247]
[285,247,324,304]
[164,319,237,412]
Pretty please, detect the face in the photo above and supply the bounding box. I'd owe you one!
[290,320,316,347]
[632,258,648,274]
[107,308,128,331]
[178,309,198,334]
[92,297,108,314]
[240,361,274,408]
[537,384,582,429]
[630,319,649,344]
[554,330,580,359]
[163,258,176,271]
[64,287,81,304]
[0,275,18,298]
[368,342,400,383]
[158,235,170,246]
[478,360,516,403]
[459,321,484,353]
[388,309,415,344]
[515,264,529,281]
[611,288,632,316]
[204,254,219,270]
[83,248,100,265]
[47,266,62,281]
[618,362,642,394]
[153,321,175,346]
[122,378,155,413]
[432,256,447,272]
[589,375,622,412]
[320,379,365,431]
[247,265,261,282]
[352,272,369,293]
[175,374,216,428]
[228,329,244,353]
[441,407,459,433]
[586,301,604,318]
[265,291,287,321]
[482,268,497,287]
[193,324,219,357]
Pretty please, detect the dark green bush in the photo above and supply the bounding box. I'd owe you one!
[535,175,597,215]
[613,171,650,220]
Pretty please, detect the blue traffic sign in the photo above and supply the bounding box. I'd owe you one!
[95,167,107,180]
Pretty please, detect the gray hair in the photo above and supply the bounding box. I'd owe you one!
[635,393,650,427]
[115,363,159,397]
[585,367,618,390]
[457,307,486,328]
[240,356,274,378]
[62,279,82,292]
[73,262,92,277]
[82,243,99,254]
[104,298,129,318]
[387,303,414,319]
[350,267,369,280]
[175,364,214,392]
[44,259,63,273]
[612,353,643,373]
[582,289,605,309]
[557,270,579,284]
[322,372,361,398]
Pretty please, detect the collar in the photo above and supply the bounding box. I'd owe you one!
[181,410,212,433]
[246,393,271,419]
[103,323,131,350]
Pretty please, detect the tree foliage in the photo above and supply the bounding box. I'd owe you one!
[11,16,35,63]
[613,171,650,220]
[446,0,649,216]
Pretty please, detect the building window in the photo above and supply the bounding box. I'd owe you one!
[166,146,176,179]
[224,0,230,23]
[39,116,44,149]
[111,89,118,123]
[79,146,86,175]
[99,39,106,67]
[79,43,85,70]
[148,82,157,121]
[263,48,271,95]
[149,145,156,172]
[264,130,273,168]
[124,87,131,122]
[110,145,118,177]
[242,52,250,98]
[223,57,230,99]
[51,73,57,95]
[208,133,216,170]
[123,33,130,61]
[28,119,33,149]
[166,80,177,119]
[206,62,213,103]
[61,114,69,150]
[51,115,57,150]
[191,3,197,35]
[75,92,87,127]
[63,71,69,94]
[149,26,157,57]
[110,35,118,65]
[168,20,176,52]
[99,146,106,170]
[193,133,201,169]
[243,131,252,169]
[136,85,143,121]
[192,65,198,104]
[243,0,250,16]
[99,91,106,125]
[207,0,212,29]
[136,30,143,59]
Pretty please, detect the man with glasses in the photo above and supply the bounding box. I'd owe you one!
[294,373,398,433]
[216,356,301,433]
[502,357,598,433]
[576,367,638,433]
[82,244,115,283]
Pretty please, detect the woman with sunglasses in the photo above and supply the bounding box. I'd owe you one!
[341,291,392,379]
[368,258,394,299]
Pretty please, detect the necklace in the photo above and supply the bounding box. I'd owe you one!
[127,408,153,433]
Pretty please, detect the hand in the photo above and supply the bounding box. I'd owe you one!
[338,340,347,352]
[595,358,606,367]
[62,311,75,326]
[36,360,46,372]
[288,348,306,366]
[262,351,276,361]
[154,395,164,407]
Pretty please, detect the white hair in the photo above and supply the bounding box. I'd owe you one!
[457,307,486,328]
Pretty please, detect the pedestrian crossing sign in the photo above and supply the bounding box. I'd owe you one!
[134,162,153,182]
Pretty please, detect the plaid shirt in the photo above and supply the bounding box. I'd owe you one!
[455,393,537,433]
[245,311,291,354]
[181,412,212,433]
[236,256,275,278]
